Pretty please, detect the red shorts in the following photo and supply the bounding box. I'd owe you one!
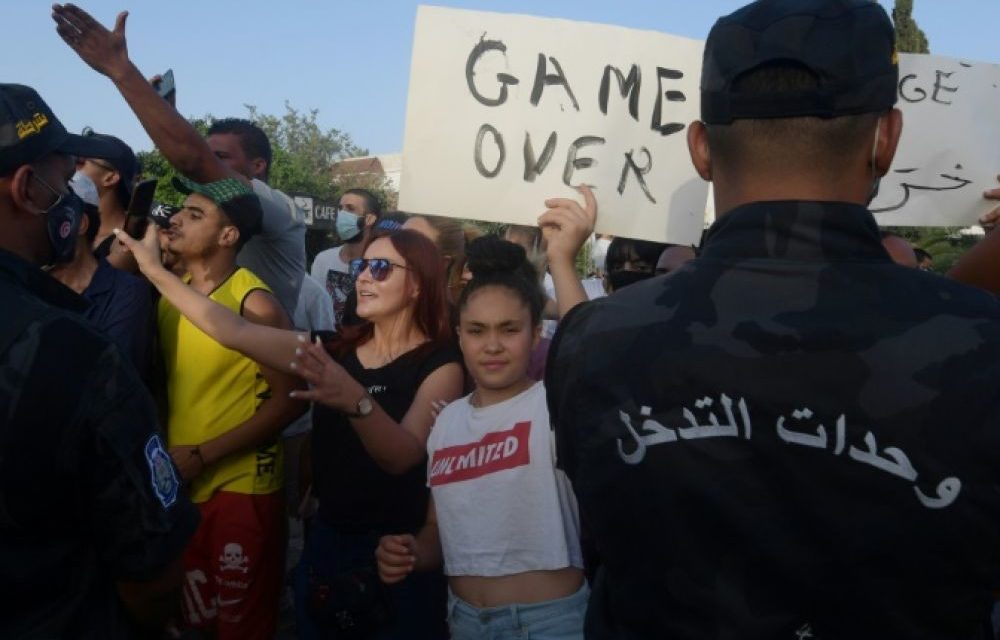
[180,490,285,640]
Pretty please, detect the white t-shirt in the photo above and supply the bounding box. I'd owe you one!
[426,382,583,577]
[309,245,354,326]
[283,275,336,437]
[237,179,306,317]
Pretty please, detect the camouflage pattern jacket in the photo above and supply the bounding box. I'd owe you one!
[0,249,197,639]
[548,201,1000,640]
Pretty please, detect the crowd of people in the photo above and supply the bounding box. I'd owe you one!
[2,0,1000,639]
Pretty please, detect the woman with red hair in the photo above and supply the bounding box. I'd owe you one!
[119,227,463,639]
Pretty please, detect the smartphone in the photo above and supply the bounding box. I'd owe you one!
[156,69,176,102]
[123,179,158,239]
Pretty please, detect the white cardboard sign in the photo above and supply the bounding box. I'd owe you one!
[872,54,1000,227]
[400,7,999,238]
[399,6,709,244]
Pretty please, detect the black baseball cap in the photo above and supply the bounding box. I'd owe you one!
[79,128,140,202]
[700,0,898,124]
[0,83,113,175]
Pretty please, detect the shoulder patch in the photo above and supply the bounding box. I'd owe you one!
[144,434,179,508]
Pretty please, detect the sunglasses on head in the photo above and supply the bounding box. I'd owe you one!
[349,258,410,282]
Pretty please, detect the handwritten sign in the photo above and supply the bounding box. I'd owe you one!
[872,54,1000,227]
[399,6,709,244]
[400,8,999,238]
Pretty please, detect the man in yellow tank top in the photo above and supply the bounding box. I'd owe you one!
[158,176,305,639]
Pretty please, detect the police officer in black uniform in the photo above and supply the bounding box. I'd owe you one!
[0,84,198,638]
[547,1,1000,638]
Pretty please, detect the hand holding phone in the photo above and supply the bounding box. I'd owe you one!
[123,179,158,239]
[152,69,176,106]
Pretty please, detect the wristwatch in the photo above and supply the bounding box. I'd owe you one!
[346,393,374,418]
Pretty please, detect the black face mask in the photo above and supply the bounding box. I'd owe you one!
[34,174,83,265]
[608,269,654,292]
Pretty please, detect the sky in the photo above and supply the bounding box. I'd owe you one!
[9,1,999,156]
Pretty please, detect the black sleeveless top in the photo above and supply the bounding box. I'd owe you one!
[312,340,461,533]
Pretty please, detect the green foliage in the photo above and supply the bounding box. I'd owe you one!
[893,0,929,54]
[882,225,979,273]
[246,103,363,202]
[137,117,210,205]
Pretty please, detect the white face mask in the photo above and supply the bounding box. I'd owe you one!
[867,116,882,205]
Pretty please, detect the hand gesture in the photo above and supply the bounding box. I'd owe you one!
[375,534,417,585]
[288,335,361,411]
[52,4,131,81]
[539,185,597,268]
[979,174,1000,233]
[112,224,163,276]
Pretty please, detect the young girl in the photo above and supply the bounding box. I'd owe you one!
[375,185,595,640]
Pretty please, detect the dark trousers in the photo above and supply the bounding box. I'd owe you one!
[293,520,448,639]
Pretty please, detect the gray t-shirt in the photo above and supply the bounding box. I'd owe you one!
[236,179,306,316]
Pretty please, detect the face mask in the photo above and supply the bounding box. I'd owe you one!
[867,117,882,206]
[607,269,653,292]
[335,209,363,242]
[34,174,84,265]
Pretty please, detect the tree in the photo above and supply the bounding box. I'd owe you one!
[893,0,929,54]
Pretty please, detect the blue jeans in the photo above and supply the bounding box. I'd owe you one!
[447,582,589,640]
[293,521,448,639]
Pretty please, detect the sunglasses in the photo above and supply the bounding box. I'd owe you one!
[349,258,410,282]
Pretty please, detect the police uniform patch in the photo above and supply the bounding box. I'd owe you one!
[145,434,179,508]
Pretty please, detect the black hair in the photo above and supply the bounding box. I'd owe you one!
[707,63,881,171]
[343,188,383,217]
[605,237,667,273]
[217,194,263,252]
[206,118,273,180]
[458,236,545,326]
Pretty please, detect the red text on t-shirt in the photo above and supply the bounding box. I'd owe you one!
[429,421,531,486]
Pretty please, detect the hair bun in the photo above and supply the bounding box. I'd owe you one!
[466,236,536,279]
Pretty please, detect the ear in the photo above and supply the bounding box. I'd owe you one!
[686,120,712,181]
[103,170,121,191]
[218,225,241,248]
[250,158,267,180]
[7,165,41,215]
[874,108,904,177]
[364,213,377,228]
[77,211,91,238]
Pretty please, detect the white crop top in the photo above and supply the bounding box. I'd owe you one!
[426,382,583,577]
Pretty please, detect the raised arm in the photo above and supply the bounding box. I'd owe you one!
[290,340,465,475]
[947,176,1000,292]
[114,227,303,373]
[539,185,597,319]
[52,4,236,184]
